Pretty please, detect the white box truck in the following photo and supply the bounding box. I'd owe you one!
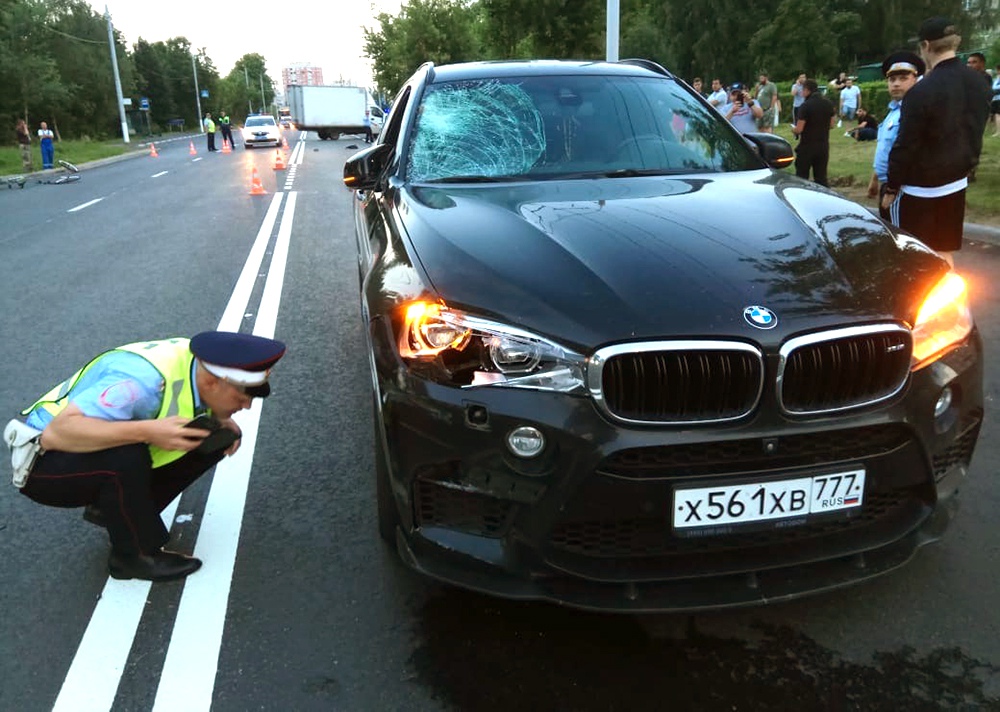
[287,85,380,140]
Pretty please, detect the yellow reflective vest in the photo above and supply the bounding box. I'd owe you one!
[204,117,216,133]
[21,338,198,468]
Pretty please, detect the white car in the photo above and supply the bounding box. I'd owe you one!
[242,115,281,148]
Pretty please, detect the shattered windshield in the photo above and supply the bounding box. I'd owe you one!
[406,75,761,183]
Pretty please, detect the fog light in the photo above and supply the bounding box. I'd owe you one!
[934,387,953,419]
[506,426,545,458]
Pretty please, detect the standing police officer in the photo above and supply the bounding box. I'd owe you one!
[218,110,235,150]
[868,51,925,220]
[11,331,285,582]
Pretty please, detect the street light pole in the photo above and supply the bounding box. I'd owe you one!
[244,65,252,114]
[104,5,129,143]
[259,73,266,114]
[606,0,619,62]
[192,53,204,132]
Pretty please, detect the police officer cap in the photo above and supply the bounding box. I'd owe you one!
[190,331,286,398]
[882,51,925,77]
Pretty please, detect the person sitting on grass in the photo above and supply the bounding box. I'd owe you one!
[847,107,879,141]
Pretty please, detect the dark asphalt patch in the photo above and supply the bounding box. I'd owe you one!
[408,591,1000,711]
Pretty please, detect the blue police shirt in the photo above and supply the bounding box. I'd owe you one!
[873,100,902,182]
[26,351,203,429]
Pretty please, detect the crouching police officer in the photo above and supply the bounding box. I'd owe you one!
[12,331,285,582]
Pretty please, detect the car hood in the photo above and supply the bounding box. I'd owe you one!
[399,172,946,350]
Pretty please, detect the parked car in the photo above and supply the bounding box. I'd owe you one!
[343,59,983,612]
[241,114,281,148]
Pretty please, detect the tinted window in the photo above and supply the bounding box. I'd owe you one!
[406,75,761,183]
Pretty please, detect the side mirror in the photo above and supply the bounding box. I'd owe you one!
[745,132,795,170]
[343,143,393,191]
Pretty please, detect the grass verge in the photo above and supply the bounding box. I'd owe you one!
[0,139,137,176]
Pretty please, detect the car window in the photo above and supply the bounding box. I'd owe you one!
[371,107,384,119]
[405,75,762,183]
[246,117,276,127]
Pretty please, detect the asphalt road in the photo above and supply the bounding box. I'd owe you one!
[0,132,998,712]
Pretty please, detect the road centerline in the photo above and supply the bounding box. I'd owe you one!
[152,191,297,711]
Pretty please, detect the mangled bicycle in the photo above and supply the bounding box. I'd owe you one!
[3,159,81,189]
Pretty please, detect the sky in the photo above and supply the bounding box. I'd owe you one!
[91,1,403,89]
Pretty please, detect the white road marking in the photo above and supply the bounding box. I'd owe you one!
[67,198,103,213]
[153,191,297,711]
[51,191,287,712]
[51,501,180,712]
[192,157,203,163]
[152,171,168,178]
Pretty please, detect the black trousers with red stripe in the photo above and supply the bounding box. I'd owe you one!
[21,445,223,556]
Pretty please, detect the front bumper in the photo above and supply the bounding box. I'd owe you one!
[377,331,983,612]
[244,135,280,146]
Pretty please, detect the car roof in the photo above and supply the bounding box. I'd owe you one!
[428,59,673,83]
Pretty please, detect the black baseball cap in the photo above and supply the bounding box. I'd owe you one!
[913,16,958,42]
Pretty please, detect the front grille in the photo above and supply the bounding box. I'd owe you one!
[779,325,911,414]
[593,341,763,424]
[413,479,512,538]
[603,424,913,480]
[549,492,910,558]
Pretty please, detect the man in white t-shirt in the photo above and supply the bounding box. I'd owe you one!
[707,78,727,108]
[839,77,862,123]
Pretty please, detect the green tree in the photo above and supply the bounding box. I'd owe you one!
[479,0,604,59]
[364,0,483,97]
[220,53,275,122]
[0,0,72,131]
[749,0,846,81]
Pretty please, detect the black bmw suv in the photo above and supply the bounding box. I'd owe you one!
[343,59,982,612]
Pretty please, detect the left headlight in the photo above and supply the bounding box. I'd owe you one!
[911,271,972,370]
[397,301,586,393]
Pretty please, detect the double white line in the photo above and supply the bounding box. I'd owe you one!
[53,190,297,712]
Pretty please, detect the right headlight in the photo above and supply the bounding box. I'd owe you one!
[396,301,586,393]
[911,271,972,370]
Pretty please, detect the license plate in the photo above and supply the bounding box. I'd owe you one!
[673,468,865,530]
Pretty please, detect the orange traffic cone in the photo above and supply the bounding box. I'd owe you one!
[281,136,290,150]
[273,149,286,170]
[221,138,232,154]
[248,166,267,195]
[189,141,197,156]
[149,143,159,157]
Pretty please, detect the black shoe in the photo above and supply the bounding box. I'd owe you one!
[108,549,203,582]
[83,504,107,528]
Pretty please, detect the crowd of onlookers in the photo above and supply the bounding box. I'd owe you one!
[688,16,996,267]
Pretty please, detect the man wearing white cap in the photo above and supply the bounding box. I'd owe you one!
[7,331,285,582]
[869,51,925,220]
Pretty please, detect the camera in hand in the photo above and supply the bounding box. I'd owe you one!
[184,414,239,455]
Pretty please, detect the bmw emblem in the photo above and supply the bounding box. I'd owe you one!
[744,305,778,329]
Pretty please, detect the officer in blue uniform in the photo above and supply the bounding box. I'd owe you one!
[16,331,286,582]
[867,51,925,220]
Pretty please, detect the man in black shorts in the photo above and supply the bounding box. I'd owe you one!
[885,17,991,265]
